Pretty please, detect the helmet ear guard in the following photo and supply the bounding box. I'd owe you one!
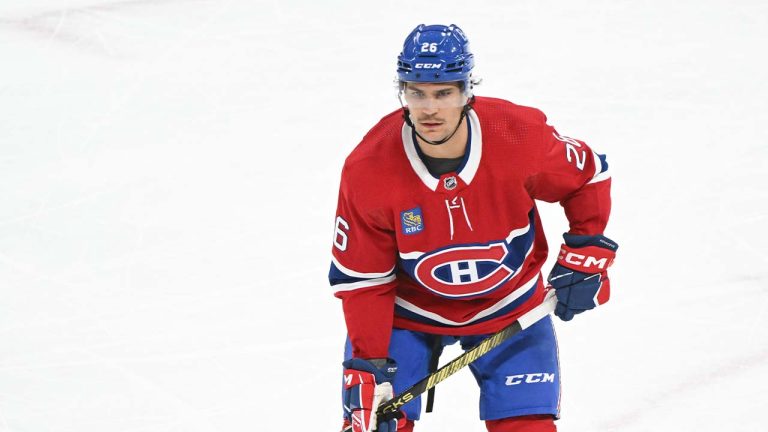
[457,77,482,99]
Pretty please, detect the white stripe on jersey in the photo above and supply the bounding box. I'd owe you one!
[331,255,395,279]
[458,109,483,185]
[505,222,531,244]
[394,274,539,326]
[399,251,425,260]
[402,126,439,191]
[332,274,398,292]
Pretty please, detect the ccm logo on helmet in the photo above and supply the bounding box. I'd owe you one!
[415,63,442,69]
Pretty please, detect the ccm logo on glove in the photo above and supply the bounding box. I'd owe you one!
[548,234,618,321]
[558,245,615,272]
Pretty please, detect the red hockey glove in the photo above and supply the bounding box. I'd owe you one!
[342,358,402,432]
[547,234,618,321]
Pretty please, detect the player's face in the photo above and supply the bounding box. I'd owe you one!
[402,82,468,142]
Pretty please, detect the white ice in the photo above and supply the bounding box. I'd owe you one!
[1,1,767,431]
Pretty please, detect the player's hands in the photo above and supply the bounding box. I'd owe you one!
[547,234,618,321]
[342,358,401,432]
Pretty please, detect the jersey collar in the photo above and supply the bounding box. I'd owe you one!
[401,108,483,191]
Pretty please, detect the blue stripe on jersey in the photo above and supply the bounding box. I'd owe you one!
[328,262,395,286]
[596,153,608,173]
[329,262,367,286]
[504,207,536,268]
[393,280,537,327]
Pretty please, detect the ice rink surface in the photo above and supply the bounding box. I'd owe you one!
[1,0,767,430]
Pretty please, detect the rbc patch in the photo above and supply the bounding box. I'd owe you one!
[401,207,425,236]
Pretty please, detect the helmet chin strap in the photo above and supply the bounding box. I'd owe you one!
[402,104,472,146]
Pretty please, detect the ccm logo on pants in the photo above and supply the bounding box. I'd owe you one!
[505,373,556,386]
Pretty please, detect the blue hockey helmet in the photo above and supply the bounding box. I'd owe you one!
[397,24,475,85]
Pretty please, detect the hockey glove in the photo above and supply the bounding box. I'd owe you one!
[342,358,401,432]
[547,234,618,321]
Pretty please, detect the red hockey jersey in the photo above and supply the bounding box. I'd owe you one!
[330,97,612,359]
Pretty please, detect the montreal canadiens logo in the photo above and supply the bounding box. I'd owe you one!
[413,242,516,298]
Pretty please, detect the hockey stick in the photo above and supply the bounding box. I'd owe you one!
[342,289,558,432]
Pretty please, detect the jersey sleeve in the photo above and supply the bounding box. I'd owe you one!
[329,163,398,359]
[526,124,612,235]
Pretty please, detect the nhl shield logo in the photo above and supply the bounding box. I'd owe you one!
[444,176,457,190]
[401,207,425,235]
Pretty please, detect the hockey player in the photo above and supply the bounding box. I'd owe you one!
[330,24,618,432]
